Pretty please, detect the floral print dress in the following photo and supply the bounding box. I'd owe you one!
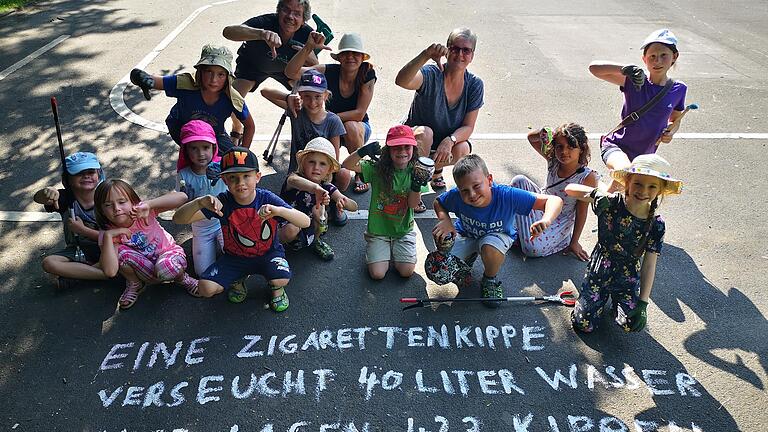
[571,193,665,332]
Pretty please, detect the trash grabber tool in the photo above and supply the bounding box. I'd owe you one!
[656,103,699,147]
[400,291,577,311]
[51,97,86,263]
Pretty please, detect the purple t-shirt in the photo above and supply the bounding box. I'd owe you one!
[603,76,686,160]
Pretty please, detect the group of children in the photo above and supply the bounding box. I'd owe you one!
[36,28,688,334]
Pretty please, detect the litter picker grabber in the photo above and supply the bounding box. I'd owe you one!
[51,97,86,263]
[400,291,577,311]
[655,103,699,147]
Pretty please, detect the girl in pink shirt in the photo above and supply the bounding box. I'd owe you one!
[95,179,199,309]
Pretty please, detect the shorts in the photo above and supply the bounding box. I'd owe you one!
[340,120,372,148]
[233,68,291,91]
[49,242,101,264]
[282,224,315,251]
[600,136,625,165]
[200,249,292,288]
[364,230,417,264]
[450,232,515,262]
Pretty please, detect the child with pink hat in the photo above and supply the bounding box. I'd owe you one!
[176,120,228,276]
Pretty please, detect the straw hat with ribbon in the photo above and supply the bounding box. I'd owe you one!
[611,154,683,195]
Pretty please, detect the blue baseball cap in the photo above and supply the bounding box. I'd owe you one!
[297,69,327,93]
[65,152,101,175]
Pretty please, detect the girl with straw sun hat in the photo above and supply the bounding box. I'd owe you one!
[285,31,377,194]
[280,137,358,260]
[565,154,682,334]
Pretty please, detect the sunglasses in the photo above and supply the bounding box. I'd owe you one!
[448,46,474,55]
[279,6,304,19]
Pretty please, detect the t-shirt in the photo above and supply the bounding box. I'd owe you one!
[437,184,537,239]
[201,189,292,258]
[603,76,687,160]
[288,109,345,172]
[235,14,312,76]
[115,210,182,259]
[44,188,98,248]
[163,75,250,143]
[404,64,484,148]
[360,160,427,237]
[324,63,376,122]
[177,167,228,235]
[281,181,338,217]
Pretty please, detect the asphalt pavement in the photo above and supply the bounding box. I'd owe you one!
[0,0,766,431]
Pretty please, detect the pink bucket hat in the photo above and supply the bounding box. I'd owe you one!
[177,120,221,172]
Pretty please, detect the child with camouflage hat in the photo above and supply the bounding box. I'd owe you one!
[130,44,255,155]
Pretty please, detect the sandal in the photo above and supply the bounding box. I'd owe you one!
[430,172,447,189]
[119,280,145,310]
[228,277,248,303]
[270,286,289,312]
[177,272,200,298]
[230,131,243,146]
[414,199,427,214]
[312,238,335,261]
[352,176,370,194]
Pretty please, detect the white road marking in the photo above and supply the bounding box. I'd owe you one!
[0,35,70,81]
[106,2,768,143]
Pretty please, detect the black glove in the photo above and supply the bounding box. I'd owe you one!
[206,161,222,186]
[621,65,646,91]
[410,164,434,192]
[356,141,381,160]
[627,300,649,332]
[130,68,155,100]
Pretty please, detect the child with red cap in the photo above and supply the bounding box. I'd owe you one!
[342,125,431,280]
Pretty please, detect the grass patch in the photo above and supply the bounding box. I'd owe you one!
[0,0,31,14]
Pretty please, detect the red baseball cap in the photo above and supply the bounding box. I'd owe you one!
[386,125,417,147]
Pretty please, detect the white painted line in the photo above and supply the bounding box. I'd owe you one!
[0,209,441,222]
[0,35,70,81]
[109,1,241,131]
[107,3,768,142]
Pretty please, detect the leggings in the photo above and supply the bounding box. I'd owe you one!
[118,246,187,284]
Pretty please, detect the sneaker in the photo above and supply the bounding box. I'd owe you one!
[270,287,289,312]
[328,202,348,226]
[312,238,335,261]
[481,277,503,309]
[228,278,248,303]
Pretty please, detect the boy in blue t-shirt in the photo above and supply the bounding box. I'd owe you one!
[432,154,563,307]
[173,147,310,312]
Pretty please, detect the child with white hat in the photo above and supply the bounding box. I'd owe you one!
[565,154,683,333]
[280,137,358,260]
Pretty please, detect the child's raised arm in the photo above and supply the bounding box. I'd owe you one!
[173,195,222,224]
[529,194,564,240]
[331,189,358,212]
[33,186,60,209]
[565,183,598,202]
[260,88,291,110]
[527,127,552,159]
[99,228,131,278]
[588,61,631,87]
[342,141,381,173]
[241,114,255,148]
[262,205,311,229]
[143,191,188,213]
[284,32,329,81]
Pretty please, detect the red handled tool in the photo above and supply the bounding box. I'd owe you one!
[400,291,577,310]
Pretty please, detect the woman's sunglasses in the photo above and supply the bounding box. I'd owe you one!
[448,46,474,55]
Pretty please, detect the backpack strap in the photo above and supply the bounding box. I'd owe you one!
[605,79,675,136]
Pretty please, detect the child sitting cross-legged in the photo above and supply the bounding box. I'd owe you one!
[173,147,310,312]
[431,154,563,307]
[280,137,358,261]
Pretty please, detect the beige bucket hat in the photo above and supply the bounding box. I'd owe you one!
[296,137,341,173]
[331,33,370,61]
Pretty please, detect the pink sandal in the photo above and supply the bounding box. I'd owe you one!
[119,281,145,310]
[177,273,200,298]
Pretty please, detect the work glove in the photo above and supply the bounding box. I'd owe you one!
[627,300,649,332]
[356,141,381,160]
[410,163,434,192]
[621,65,646,91]
[206,161,222,186]
[130,68,155,100]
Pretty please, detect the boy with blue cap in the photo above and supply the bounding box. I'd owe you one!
[34,152,108,289]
